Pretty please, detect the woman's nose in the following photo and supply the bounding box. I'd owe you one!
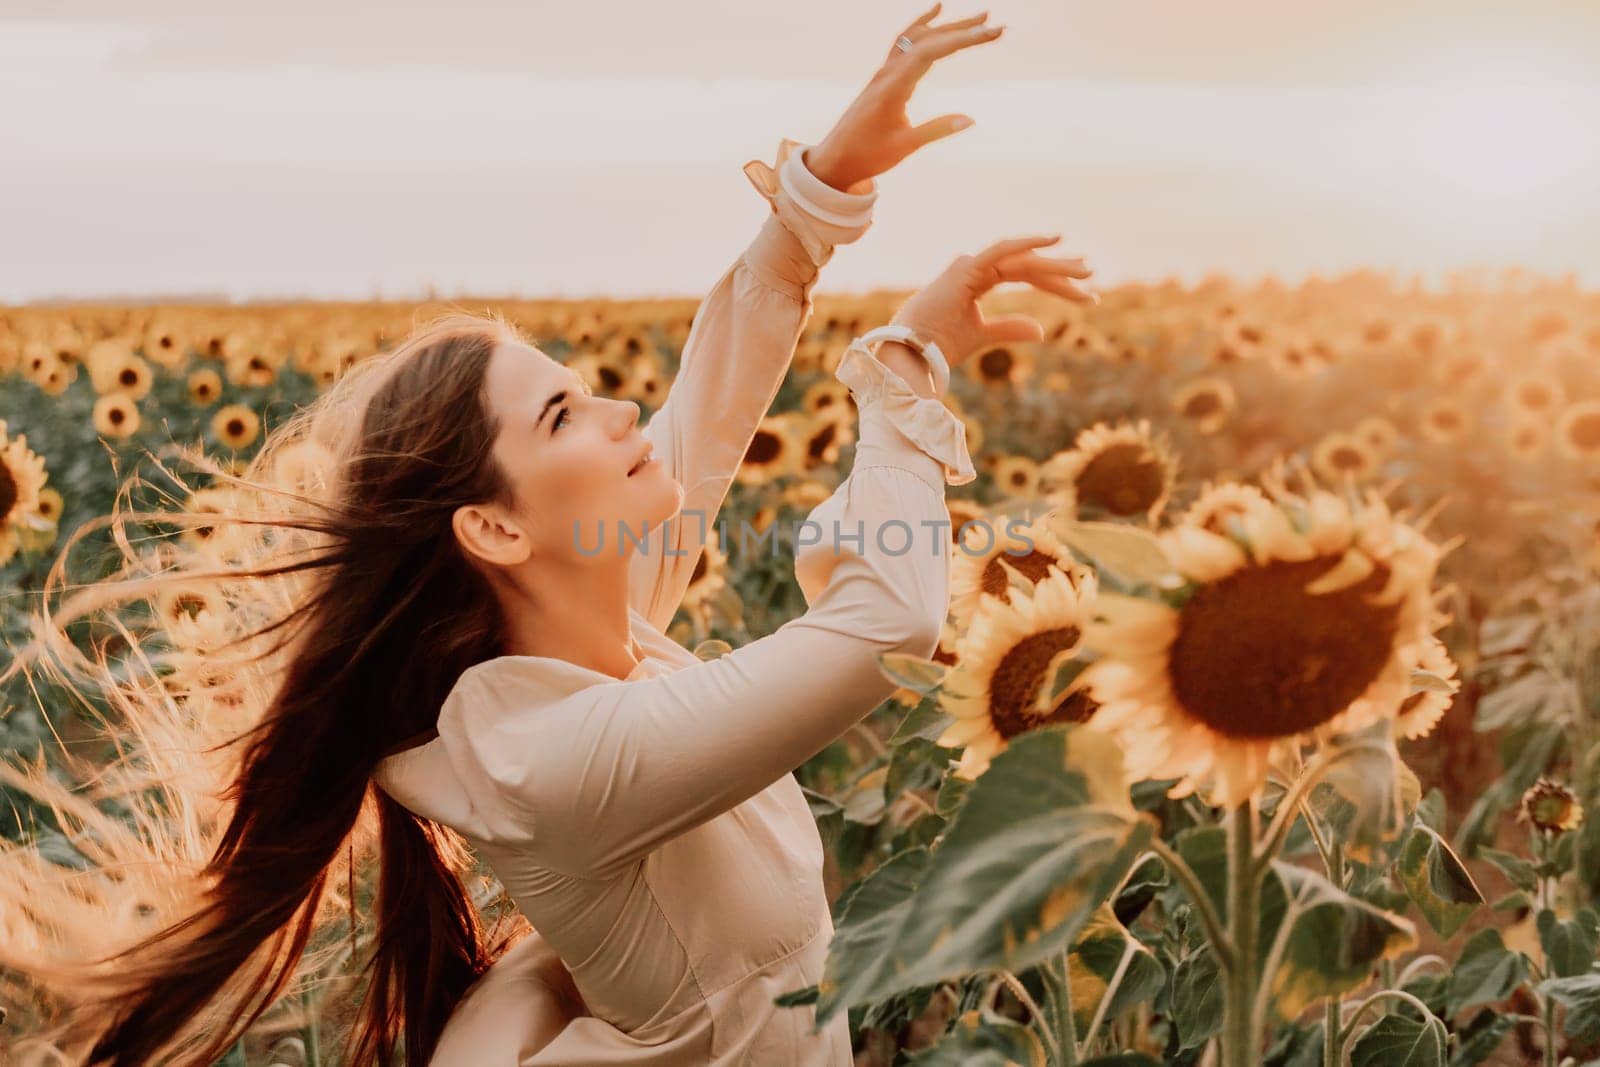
[609,398,641,438]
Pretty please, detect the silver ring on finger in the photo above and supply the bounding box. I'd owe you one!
[895,34,915,53]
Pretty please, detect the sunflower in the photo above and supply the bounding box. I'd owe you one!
[1519,778,1583,835]
[801,379,854,420]
[1213,318,1268,364]
[1435,350,1487,388]
[1395,632,1459,740]
[935,568,1102,779]
[188,368,223,406]
[1418,399,1471,445]
[0,423,49,566]
[179,484,257,559]
[735,413,802,486]
[271,438,337,496]
[1353,415,1400,458]
[1507,371,1565,419]
[799,411,854,472]
[224,346,281,390]
[991,454,1042,501]
[1267,333,1326,378]
[141,317,192,369]
[212,404,262,451]
[681,535,728,615]
[1554,401,1600,462]
[966,343,1037,388]
[92,394,142,440]
[1171,376,1236,435]
[949,511,1084,628]
[1079,466,1449,806]
[1310,432,1380,485]
[85,339,155,401]
[1039,420,1178,524]
[1507,419,1546,461]
[32,486,63,526]
[946,498,990,548]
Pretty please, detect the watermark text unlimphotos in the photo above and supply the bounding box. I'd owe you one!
[572,509,1037,561]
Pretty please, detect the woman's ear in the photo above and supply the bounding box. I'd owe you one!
[453,502,532,568]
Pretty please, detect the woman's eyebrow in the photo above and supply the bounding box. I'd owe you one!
[533,372,594,430]
[534,389,568,431]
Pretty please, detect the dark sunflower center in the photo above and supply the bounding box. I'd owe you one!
[1075,443,1166,516]
[744,431,782,465]
[807,422,837,462]
[1431,409,1463,432]
[174,593,208,619]
[1183,391,1223,418]
[119,367,139,386]
[1167,554,1401,739]
[599,366,624,391]
[1518,384,1553,409]
[1328,445,1366,471]
[226,418,246,436]
[980,550,1062,602]
[0,464,17,520]
[1568,412,1600,452]
[979,348,1014,381]
[987,626,1086,739]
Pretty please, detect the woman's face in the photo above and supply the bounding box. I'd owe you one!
[454,340,682,570]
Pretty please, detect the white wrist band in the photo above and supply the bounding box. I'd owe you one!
[854,324,950,396]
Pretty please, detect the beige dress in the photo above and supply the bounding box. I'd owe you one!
[373,137,977,1065]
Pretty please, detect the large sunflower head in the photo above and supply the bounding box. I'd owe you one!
[1395,632,1459,741]
[1080,471,1451,806]
[949,510,1089,628]
[935,568,1102,779]
[1040,420,1178,525]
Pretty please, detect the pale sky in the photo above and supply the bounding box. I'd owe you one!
[4,1,1599,303]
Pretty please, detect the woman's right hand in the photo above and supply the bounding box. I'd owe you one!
[893,234,1096,370]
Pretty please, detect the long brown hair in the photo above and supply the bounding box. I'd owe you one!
[0,309,537,1064]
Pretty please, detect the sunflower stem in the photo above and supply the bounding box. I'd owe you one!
[1324,839,1346,1067]
[1148,837,1235,974]
[1221,798,1260,1067]
[1055,950,1080,1067]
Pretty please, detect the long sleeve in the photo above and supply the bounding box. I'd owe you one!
[628,139,879,633]
[451,344,977,877]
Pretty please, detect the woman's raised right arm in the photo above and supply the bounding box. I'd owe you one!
[453,338,976,876]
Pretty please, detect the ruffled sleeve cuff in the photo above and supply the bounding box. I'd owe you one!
[835,340,977,490]
[743,138,878,271]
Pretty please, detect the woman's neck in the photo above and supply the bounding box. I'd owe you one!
[497,556,643,680]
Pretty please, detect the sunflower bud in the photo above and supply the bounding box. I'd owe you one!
[1518,778,1584,835]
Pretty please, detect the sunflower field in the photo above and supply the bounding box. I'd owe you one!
[2,271,1599,1065]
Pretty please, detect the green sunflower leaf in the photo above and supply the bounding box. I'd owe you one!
[1396,823,1484,938]
[814,725,1152,1025]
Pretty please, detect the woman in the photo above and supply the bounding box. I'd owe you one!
[0,4,1094,1064]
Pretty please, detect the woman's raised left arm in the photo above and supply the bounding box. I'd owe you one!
[626,141,879,633]
[628,3,1007,632]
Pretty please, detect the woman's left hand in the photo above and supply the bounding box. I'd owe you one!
[804,2,1002,192]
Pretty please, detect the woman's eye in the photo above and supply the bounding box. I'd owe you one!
[554,406,571,431]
